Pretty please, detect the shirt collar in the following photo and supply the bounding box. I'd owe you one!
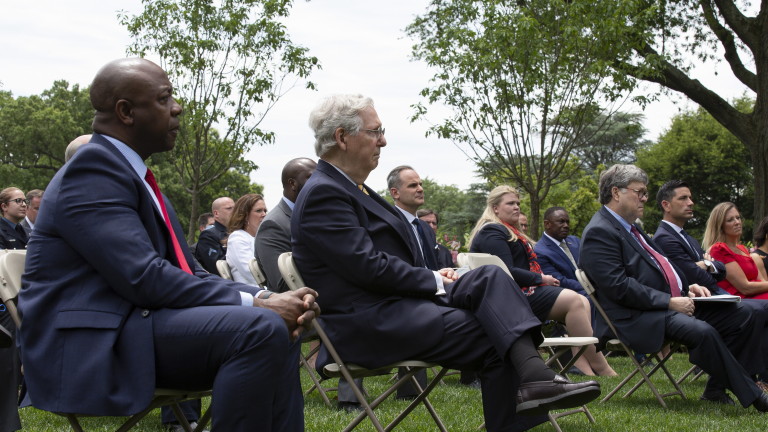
[661,219,684,234]
[604,205,633,232]
[543,232,562,245]
[101,134,148,180]
[282,196,295,211]
[1,217,17,229]
[395,205,417,223]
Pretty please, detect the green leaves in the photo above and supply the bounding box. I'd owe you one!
[119,0,319,240]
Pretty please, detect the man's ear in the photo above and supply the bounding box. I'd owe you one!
[115,99,134,126]
[389,187,400,200]
[660,200,671,213]
[334,127,347,151]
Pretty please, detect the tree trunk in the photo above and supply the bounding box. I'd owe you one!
[186,188,201,244]
[529,197,541,240]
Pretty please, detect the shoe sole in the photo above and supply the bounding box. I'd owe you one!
[516,384,601,416]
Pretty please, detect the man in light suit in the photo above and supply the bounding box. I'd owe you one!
[533,207,586,296]
[255,157,317,293]
[580,164,768,409]
[292,94,600,431]
[18,58,319,431]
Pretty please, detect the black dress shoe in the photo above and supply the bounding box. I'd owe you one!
[516,374,601,416]
[700,392,735,405]
[753,393,768,412]
[337,401,364,413]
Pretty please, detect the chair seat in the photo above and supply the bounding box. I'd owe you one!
[541,337,598,348]
[323,361,438,379]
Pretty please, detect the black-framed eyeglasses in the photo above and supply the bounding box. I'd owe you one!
[362,127,385,138]
[5,198,29,206]
[622,187,648,199]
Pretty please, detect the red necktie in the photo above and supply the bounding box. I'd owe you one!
[145,168,193,274]
[630,226,680,297]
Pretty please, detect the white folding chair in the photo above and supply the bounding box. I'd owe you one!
[0,250,212,432]
[277,252,448,432]
[576,268,686,408]
[458,252,598,431]
[215,259,233,280]
[248,258,267,286]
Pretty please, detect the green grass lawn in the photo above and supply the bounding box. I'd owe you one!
[18,353,767,431]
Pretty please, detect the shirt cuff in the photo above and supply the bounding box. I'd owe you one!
[240,291,256,306]
[433,271,446,296]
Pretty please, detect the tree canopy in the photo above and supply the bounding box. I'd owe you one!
[407,0,627,238]
[120,0,319,240]
[0,81,92,190]
[637,101,754,240]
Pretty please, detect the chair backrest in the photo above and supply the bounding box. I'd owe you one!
[456,252,513,278]
[216,260,233,280]
[0,249,27,327]
[248,258,267,286]
[575,268,621,340]
[277,252,306,291]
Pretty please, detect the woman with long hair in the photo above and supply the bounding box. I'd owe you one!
[703,202,768,299]
[468,185,616,376]
[225,193,267,286]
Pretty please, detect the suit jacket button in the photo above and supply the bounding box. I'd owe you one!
[141,309,150,317]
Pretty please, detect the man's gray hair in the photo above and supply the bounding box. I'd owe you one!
[308,94,374,157]
[598,164,649,204]
[386,165,415,192]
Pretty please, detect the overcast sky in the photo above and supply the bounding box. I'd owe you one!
[1,0,750,210]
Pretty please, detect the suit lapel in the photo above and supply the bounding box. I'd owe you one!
[599,207,661,273]
[660,222,698,260]
[317,161,420,263]
[545,235,571,265]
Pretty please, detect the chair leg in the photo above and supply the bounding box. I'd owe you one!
[63,414,84,432]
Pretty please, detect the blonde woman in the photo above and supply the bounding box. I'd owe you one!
[225,194,267,286]
[469,185,616,376]
[703,202,768,299]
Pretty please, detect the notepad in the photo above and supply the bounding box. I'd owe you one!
[692,294,741,303]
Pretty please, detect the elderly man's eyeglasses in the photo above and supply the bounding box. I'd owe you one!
[362,127,385,138]
[622,187,648,199]
[5,198,29,206]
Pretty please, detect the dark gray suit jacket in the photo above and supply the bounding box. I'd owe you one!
[255,198,292,292]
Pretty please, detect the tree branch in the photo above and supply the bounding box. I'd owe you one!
[701,0,758,90]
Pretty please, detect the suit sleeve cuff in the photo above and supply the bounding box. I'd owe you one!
[433,271,446,296]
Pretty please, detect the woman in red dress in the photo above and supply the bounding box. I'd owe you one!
[703,202,768,299]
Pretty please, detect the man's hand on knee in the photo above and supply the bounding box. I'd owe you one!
[254,287,320,340]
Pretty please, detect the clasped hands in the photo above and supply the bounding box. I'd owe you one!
[668,284,711,316]
[254,287,320,340]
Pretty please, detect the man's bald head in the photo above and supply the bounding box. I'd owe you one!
[211,197,235,226]
[65,134,92,162]
[281,158,317,202]
[90,58,182,160]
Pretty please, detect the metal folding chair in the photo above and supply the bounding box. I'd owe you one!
[575,268,686,407]
[215,259,233,280]
[458,252,598,431]
[277,252,448,432]
[0,250,211,432]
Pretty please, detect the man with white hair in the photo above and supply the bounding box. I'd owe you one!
[291,94,600,430]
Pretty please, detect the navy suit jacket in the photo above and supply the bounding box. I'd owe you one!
[533,234,586,295]
[469,223,542,287]
[292,160,445,367]
[0,219,28,249]
[581,207,690,353]
[255,198,293,292]
[19,134,258,415]
[653,221,728,295]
